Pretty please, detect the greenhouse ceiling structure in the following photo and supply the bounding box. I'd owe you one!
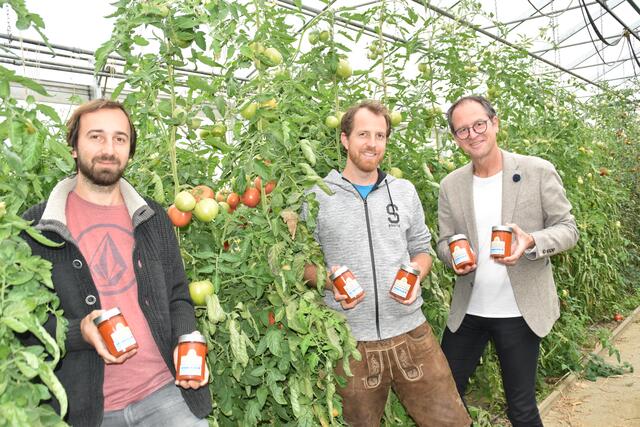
[1,0,639,107]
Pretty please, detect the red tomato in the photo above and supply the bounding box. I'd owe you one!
[614,313,624,322]
[191,185,214,202]
[268,311,276,325]
[168,205,192,227]
[242,187,261,208]
[227,192,240,209]
[254,176,262,191]
[264,180,276,194]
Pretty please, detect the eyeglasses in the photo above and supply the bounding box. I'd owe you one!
[453,119,491,140]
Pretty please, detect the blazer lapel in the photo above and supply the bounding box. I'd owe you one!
[501,150,522,224]
[457,162,479,251]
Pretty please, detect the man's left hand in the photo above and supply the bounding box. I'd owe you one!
[494,223,535,266]
[400,262,422,305]
[173,336,209,390]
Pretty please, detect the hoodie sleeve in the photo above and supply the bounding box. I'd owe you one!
[406,184,433,258]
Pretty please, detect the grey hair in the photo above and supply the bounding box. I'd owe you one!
[446,95,497,133]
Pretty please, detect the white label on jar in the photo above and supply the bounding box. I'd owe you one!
[452,245,470,266]
[490,237,505,256]
[179,349,203,377]
[111,323,136,352]
[391,277,411,298]
[343,277,363,299]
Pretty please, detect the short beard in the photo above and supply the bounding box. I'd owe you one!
[348,149,380,173]
[77,155,126,187]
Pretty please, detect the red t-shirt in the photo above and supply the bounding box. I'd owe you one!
[66,191,173,411]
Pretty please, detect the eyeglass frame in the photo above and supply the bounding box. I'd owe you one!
[452,118,494,140]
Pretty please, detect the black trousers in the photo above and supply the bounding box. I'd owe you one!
[441,315,544,427]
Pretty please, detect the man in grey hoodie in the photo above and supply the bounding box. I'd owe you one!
[303,100,470,426]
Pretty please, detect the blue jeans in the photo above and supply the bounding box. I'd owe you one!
[441,315,543,427]
[101,382,208,427]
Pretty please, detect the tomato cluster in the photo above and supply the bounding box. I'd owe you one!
[167,179,277,228]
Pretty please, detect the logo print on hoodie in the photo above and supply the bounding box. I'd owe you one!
[387,203,400,225]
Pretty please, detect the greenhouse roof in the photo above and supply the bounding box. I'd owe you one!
[1,0,639,103]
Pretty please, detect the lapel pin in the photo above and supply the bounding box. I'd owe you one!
[512,173,521,182]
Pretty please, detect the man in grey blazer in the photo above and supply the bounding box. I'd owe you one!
[436,95,579,426]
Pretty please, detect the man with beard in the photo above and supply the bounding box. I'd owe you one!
[21,100,211,426]
[303,100,470,426]
[437,96,578,426]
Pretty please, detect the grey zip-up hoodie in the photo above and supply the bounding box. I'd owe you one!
[307,169,433,341]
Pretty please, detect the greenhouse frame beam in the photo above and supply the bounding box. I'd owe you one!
[408,0,605,90]
[535,0,625,56]
[0,34,248,82]
[570,56,635,71]
[481,1,597,30]
[594,0,640,43]
[530,33,626,54]
[567,22,640,70]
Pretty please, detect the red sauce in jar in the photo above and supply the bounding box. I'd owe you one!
[447,234,475,269]
[176,332,208,382]
[490,226,513,258]
[93,307,138,357]
[389,264,420,302]
[329,266,364,304]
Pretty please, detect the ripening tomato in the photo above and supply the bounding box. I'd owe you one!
[268,311,276,325]
[168,205,192,227]
[191,185,214,202]
[227,192,240,209]
[264,180,276,194]
[242,187,261,208]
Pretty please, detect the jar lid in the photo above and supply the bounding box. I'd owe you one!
[399,264,420,276]
[93,307,122,326]
[492,225,513,233]
[329,266,350,281]
[447,234,468,244]
[178,332,207,344]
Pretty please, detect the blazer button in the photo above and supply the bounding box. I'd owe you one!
[72,259,83,269]
[85,295,97,305]
[470,282,474,287]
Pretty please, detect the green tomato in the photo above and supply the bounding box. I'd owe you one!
[218,201,231,213]
[319,30,330,43]
[390,110,402,127]
[175,191,196,212]
[240,102,258,120]
[264,47,283,66]
[325,115,340,129]
[336,58,352,79]
[211,123,227,137]
[194,198,219,222]
[389,167,403,179]
[189,280,214,306]
[308,31,319,45]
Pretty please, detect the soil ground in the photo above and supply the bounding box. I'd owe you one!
[542,313,640,427]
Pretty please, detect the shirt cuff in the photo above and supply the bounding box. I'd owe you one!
[524,246,538,260]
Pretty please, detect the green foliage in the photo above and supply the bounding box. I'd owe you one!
[0,2,68,426]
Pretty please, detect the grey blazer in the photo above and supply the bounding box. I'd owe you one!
[436,149,579,337]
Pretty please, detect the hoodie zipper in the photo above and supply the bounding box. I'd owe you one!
[362,197,382,340]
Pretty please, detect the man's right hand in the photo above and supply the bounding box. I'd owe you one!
[329,265,365,310]
[80,310,137,364]
[452,261,477,276]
